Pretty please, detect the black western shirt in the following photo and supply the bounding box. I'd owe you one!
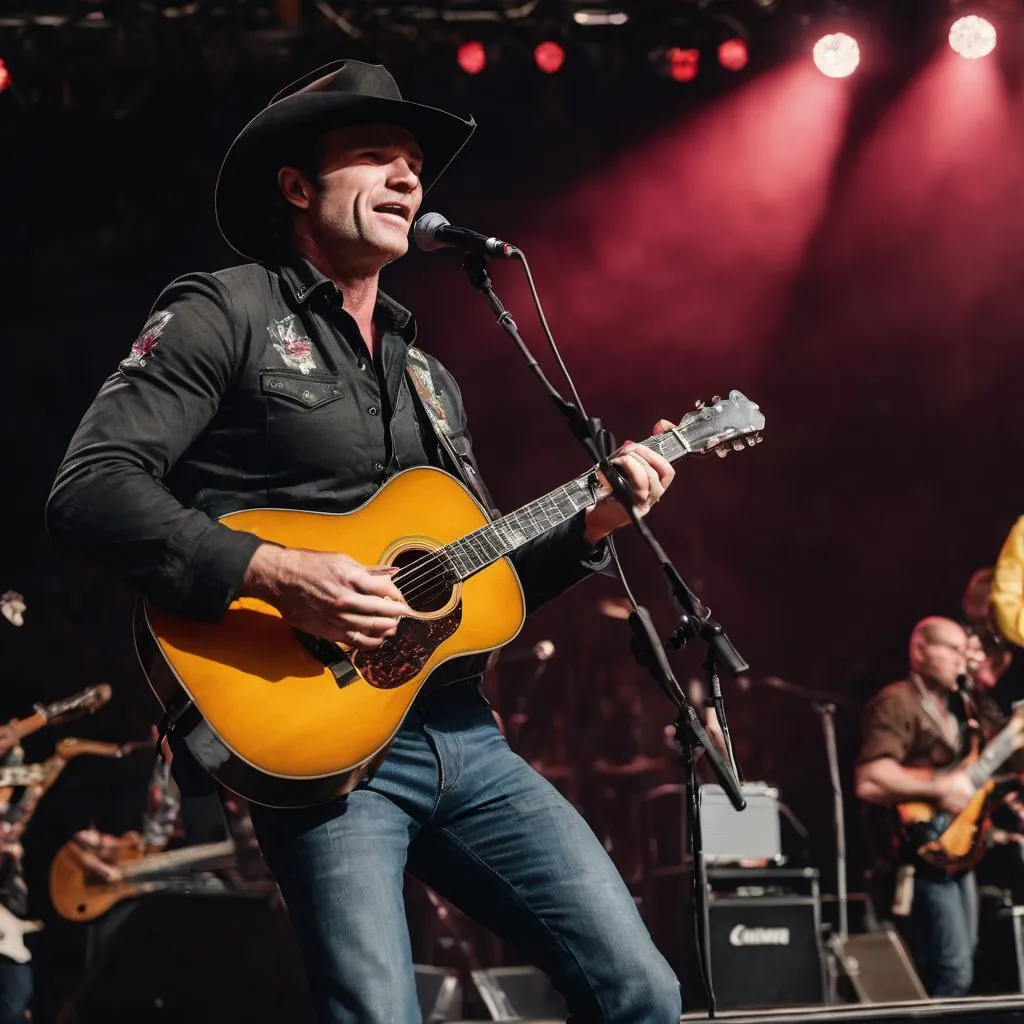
[46,256,607,629]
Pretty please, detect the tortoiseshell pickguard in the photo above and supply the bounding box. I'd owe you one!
[353,604,463,689]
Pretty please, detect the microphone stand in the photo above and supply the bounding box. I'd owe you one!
[459,251,746,1017]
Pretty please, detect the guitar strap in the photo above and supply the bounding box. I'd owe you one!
[405,347,498,518]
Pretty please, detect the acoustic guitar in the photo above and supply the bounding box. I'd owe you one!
[135,391,765,808]
[895,705,1024,872]
[50,832,236,922]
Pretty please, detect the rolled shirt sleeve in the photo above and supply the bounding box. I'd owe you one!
[46,273,262,622]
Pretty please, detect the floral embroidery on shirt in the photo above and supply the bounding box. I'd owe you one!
[122,310,174,370]
[268,314,317,374]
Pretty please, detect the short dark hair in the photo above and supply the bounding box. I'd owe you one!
[261,130,326,260]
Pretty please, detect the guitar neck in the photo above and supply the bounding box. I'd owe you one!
[967,721,1021,788]
[121,840,235,880]
[442,430,686,581]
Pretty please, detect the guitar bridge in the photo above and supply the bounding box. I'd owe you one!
[293,630,360,689]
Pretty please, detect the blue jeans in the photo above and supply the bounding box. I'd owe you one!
[250,683,681,1024]
[909,871,977,997]
[0,956,32,1024]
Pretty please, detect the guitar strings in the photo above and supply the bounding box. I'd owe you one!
[382,433,683,607]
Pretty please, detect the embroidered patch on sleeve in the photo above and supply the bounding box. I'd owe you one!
[121,310,174,370]
[268,314,318,374]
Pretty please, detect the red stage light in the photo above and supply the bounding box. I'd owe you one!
[667,47,700,82]
[718,38,749,72]
[0,60,10,94]
[812,32,860,78]
[534,41,565,74]
[457,40,487,75]
[949,15,997,59]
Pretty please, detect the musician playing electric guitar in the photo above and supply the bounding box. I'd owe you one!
[855,616,1024,998]
[42,60,712,1024]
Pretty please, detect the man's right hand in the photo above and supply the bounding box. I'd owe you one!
[239,545,411,651]
[933,770,976,815]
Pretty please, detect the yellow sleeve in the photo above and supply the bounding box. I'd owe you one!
[992,516,1024,646]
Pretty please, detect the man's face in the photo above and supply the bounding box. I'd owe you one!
[913,621,969,691]
[299,124,424,270]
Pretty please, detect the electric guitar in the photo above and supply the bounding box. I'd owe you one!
[49,832,236,922]
[894,705,1024,872]
[136,391,765,808]
[0,904,41,964]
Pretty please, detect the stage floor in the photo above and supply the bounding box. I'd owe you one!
[680,994,1024,1022]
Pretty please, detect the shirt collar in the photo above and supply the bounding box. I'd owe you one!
[277,255,417,346]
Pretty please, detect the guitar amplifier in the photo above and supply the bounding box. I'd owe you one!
[674,878,826,1012]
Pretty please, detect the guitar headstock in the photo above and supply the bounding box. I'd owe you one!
[39,684,112,727]
[674,391,765,458]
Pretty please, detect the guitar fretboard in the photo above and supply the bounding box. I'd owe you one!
[442,431,688,581]
[967,723,1022,788]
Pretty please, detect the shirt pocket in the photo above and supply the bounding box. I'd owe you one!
[259,368,344,410]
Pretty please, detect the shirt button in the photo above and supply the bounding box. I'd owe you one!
[358,362,367,371]
[368,406,378,416]
[374,462,385,472]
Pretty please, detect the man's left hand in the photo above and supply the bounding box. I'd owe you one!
[583,420,676,545]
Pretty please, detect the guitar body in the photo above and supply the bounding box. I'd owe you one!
[895,762,995,873]
[137,467,525,808]
[50,832,147,923]
[0,903,41,964]
[50,832,235,922]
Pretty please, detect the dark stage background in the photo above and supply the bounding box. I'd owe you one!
[3,6,1024,1015]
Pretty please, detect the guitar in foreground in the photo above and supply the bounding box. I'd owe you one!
[136,391,765,807]
[894,704,1024,872]
[50,833,236,922]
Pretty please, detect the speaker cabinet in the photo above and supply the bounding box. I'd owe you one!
[55,894,316,1023]
[54,893,463,1024]
[699,895,826,1010]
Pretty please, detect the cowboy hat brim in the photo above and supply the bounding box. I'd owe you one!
[215,90,476,262]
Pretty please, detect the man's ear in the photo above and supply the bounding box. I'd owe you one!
[277,166,312,210]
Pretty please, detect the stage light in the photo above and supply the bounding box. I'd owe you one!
[666,47,700,82]
[0,60,9,94]
[534,41,565,74]
[718,37,749,72]
[949,15,996,59]
[457,40,487,75]
[812,32,860,78]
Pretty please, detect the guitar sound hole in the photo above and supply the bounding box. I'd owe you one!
[392,547,454,615]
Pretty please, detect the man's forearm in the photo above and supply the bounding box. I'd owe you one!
[855,757,945,805]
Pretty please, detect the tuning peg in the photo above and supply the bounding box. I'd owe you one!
[715,447,729,459]
[694,399,705,410]
[711,394,721,404]
[732,440,745,451]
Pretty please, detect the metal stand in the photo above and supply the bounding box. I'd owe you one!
[816,702,848,943]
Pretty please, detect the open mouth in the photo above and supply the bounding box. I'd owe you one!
[374,203,410,223]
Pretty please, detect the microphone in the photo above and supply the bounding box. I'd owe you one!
[413,212,515,259]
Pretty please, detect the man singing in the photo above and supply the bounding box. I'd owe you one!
[46,61,683,1022]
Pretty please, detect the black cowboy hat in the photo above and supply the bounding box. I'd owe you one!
[215,60,476,262]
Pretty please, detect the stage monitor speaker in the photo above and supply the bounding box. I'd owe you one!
[832,927,927,1003]
[696,895,826,1010]
[471,965,567,1021]
[415,964,464,1022]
